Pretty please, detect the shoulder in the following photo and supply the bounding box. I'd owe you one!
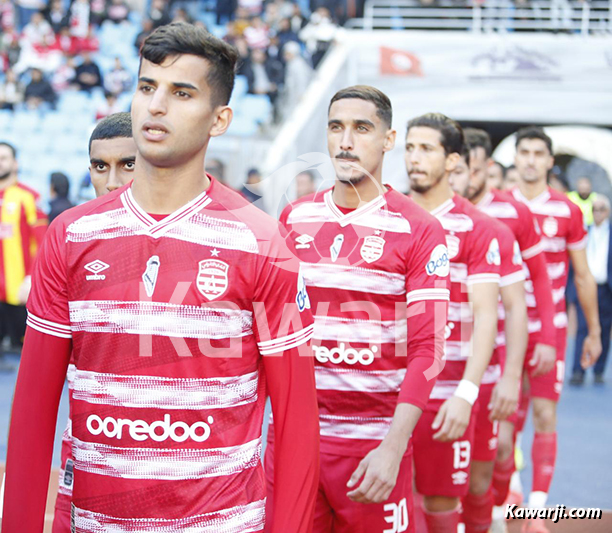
[280,188,329,225]
[14,182,42,202]
[387,190,443,236]
[51,186,125,232]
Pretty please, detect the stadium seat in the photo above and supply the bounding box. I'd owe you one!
[238,94,272,124]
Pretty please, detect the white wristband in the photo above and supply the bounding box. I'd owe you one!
[453,379,479,406]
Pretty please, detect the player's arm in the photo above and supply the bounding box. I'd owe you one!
[433,280,499,442]
[569,246,602,368]
[490,278,527,421]
[348,220,449,503]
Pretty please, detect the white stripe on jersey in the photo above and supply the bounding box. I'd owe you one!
[315,366,406,393]
[447,301,472,323]
[567,235,588,251]
[450,263,468,283]
[300,263,405,295]
[444,341,471,361]
[406,288,450,305]
[546,262,566,281]
[319,414,392,440]
[525,200,571,218]
[541,237,568,254]
[554,311,568,328]
[481,364,502,385]
[72,499,266,533]
[500,270,526,287]
[429,367,502,398]
[257,324,314,355]
[72,436,261,480]
[72,369,259,410]
[436,213,474,233]
[313,315,407,344]
[480,202,519,219]
[522,240,544,260]
[26,312,72,339]
[69,300,253,339]
[288,199,412,234]
[553,287,566,304]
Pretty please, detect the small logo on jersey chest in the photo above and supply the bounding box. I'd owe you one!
[360,235,385,263]
[330,234,344,262]
[295,234,314,249]
[197,259,229,300]
[142,256,160,297]
[542,217,558,237]
[84,260,109,280]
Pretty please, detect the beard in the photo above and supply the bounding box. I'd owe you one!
[0,170,11,181]
[337,172,366,185]
[409,170,444,194]
[467,179,486,201]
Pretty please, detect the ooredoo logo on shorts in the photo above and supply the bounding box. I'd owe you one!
[313,342,378,365]
[86,413,214,443]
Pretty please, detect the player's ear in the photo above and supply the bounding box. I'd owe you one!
[383,128,396,153]
[445,152,461,172]
[209,106,233,138]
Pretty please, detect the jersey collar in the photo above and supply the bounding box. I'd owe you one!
[512,186,550,206]
[430,197,455,218]
[476,191,494,209]
[323,188,388,228]
[121,185,212,239]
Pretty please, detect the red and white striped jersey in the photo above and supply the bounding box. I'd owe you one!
[25,178,315,531]
[429,195,501,405]
[512,186,587,332]
[280,186,450,457]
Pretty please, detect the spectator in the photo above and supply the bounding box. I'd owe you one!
[502,164,521,190]
[55,25,78,55]
[172,7,193,24]
[296,170,316,198]
[104,56,132,96]
[21,10,55,48]
[568,176,597,226]
[51,55,77,92]
[134,18,154,52]
[73,51,103,92]
[16,0,43,31]
[44,0,69,34]
[240,167,262,203]
[95,91,122,120]
[245,48,283,100]
[0,0,16,32]
[107,0,129,24]
[48,172,73,222]
[276,17,300,55]
[487,161,505,190]
[570,194,612,385]
[281,41,312,113]
[148,0,171,29]
[215,0,237,25]
[90,0,107,27]
[0,69,24,110]
[24,67,57,109]
[239,0,264,17]
[244,16,270,50]
[299,7,338,67]
[69,0,91,39]
[289,2,307,33]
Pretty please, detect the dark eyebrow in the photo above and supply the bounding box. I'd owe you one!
[138,77,198,92]
[90,158,108,166]
[354,119,375,128]
[138,76,156,85]
[328,119,343,126]
[119,156,136,164]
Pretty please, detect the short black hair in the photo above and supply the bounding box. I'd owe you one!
[0,142,17,159]
[329,85,392,128]
[89,112,133,154]
[464,128,492,158]
[515,126,553,154]
[406,113,464,156]
[50,172,70,198]
[140,22,238,107]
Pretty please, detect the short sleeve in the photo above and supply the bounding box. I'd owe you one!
[26,219,71,339]
[466,216,502,285]
[498,224,526,288]
[252,225,314,355]
[567,200,588,251]
[515,203,543,260]
[405,217,450,305]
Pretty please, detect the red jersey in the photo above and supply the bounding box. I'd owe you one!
[280,187,450,457]
[512,186,587,331]
[429,195,501,406]
[4,178,319,533]
[0,182,47,304]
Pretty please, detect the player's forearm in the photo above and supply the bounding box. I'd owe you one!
[501,283,528,380]
[264,346,319,533]
[525,254,556,346]
[575,269,601,335]
[462,304,498,386]
[380,403,423,456]
[3,329,70,532]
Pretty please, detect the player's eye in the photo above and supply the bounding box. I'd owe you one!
[176,91,190,98]
[357,126,368,132]
[124,162,135,171]
[95,164,107,172]
[140,85,154,93]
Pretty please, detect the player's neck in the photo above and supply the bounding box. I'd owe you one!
[470,185,488,205]
[0,174,17,191]
[411,177,454,213]
[332,174,386,209]
[131,154,211,214]
[519,177,548,200]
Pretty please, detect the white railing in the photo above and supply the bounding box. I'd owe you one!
[346,0,612,34]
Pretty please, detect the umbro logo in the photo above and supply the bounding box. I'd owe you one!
[295,234,314,249]
[84,260,110,280]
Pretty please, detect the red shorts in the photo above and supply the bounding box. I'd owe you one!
[413,407,478,498]
[51,507,70,533]
[265,438,415,533]
[525,328,567,402]
[472,383,499,462]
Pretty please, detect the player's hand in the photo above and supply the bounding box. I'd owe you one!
[432,396,472,442]
[17,276,32,305]
[529,343,555,376]
[581,332,602,370]
[489,375,519,421]
[346,442,403,504]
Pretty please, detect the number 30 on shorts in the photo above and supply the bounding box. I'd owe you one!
[383,498,409,533]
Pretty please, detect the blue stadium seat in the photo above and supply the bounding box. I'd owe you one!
[41,112,70,134]
[228,117,259,137]
[238,94,272,124]
[12,111,42,134]
[233,76,249,99]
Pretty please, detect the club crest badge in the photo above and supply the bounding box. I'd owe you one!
[360,235,385,263]
[197,259,229,301]
[542,217,558,237]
